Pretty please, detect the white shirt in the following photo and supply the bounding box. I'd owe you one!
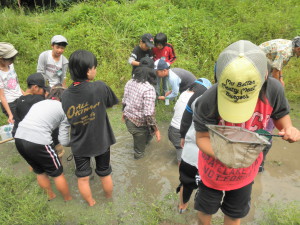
[170,90,193,129]
[0,64,22,103]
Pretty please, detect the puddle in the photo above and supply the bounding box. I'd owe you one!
[1,116,299,224]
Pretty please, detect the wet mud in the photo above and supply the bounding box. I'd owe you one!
[1,118,299,224]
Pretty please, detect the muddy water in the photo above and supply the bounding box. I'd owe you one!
[1,118,300,224]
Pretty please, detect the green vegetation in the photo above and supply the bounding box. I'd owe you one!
[0,1,300,224]
[257,201,300,225]
[1,0,299,124]
[0,170,62,225]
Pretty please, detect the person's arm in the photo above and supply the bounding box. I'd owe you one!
[274,114,300,142]
[0,89,14,123]
[128,48,140,66]
[61,58,68,87]
[58,115,70,147]
[144,88,160,142]
[158,75,179,100]
[196,131,215,157]
[37,52,46,76]
[167,44,177,64]
[105,84,119,108]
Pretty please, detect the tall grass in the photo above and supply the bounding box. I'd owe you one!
[0,0,299,121]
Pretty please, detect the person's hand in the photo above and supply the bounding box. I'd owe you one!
[180,138,185,148]
[279,77,285,87]
[278,126,300,143]
[158,96,165,100]
[8,115,14,124]
[165,91,172,97]
[155,130,161,142]
[121,113,125,123]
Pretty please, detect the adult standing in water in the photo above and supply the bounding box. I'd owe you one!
[259,36,300,86]
[122,66,161,159]
[62,50,118,206]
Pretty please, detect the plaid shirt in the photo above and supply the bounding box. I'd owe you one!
[259,39,293,71]
[122,79,157,127]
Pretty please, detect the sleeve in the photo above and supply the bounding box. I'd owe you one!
[266,78,290,120]
[193,85,219,132]
[61,56,69,79]
[180,89,205,138]
[143,88,157,126]
[37,52,46,76]
[58,114,70,147]
[167,44,177,64]
[166,75,180,99]
[272,52,284,71]
[128,47,138,64]
[104,84,119,108]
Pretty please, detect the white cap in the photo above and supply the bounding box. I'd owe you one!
[51,35,68,45]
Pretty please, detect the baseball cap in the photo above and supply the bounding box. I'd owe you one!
[195,78,212,89]
[216,40,267,123]
[154,59,170,70]
[27,73,48,90]
[0,42,18,59]
[141,33,154,48]
[51,35,68,45]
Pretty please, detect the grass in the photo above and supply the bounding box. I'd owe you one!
[256,201,300,225]
[0,0,300,224]
[0,169,62,225]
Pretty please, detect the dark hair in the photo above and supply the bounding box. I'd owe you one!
[139,57,154,69]
[52,42,68,47]
[69,50,98,82]
[47,83,65,101]
[133,67,157,85]
[154,33,167,46]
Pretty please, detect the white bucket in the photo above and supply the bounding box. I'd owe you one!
[0,124,14,142]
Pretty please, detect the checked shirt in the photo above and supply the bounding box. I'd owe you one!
[122,79,157,127]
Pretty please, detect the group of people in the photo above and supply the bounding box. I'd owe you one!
[1,33,300,224]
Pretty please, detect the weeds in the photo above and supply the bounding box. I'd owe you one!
[0,170,61,225]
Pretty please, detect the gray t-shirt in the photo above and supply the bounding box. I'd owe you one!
[37,50,68,87]
[15,99,70,146]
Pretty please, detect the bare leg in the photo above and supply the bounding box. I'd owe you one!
[224,215,241,225]
[53,174,72,201]
[100,175,113,198]
[78,176,96,206]
[36,173,56,200]
[179,186,188,212]
[198,211,212,225]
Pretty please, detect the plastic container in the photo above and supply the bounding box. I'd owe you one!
[0,124,13,142]
[206,125,270,168]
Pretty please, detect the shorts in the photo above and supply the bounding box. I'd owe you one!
[168,125,182,161]
[73,148,112,178]
[194,181,253,218]
[15,138,63,177]
[177,159,199,204]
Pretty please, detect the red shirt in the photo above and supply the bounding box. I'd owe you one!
[152,43,176,64]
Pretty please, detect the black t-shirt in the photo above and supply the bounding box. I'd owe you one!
[130,45,153,75]
[12,94,45,136]
[62,81,119,157]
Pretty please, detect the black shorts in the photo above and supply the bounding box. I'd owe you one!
[194,181,253,218]
[15,138,63,177]
[73,149,112,178]
[177,159,199,204]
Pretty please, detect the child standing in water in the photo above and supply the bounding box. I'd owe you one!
[14,87,72,201]
[62,50,118,206]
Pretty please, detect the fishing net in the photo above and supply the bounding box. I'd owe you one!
[207,125,270,168]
